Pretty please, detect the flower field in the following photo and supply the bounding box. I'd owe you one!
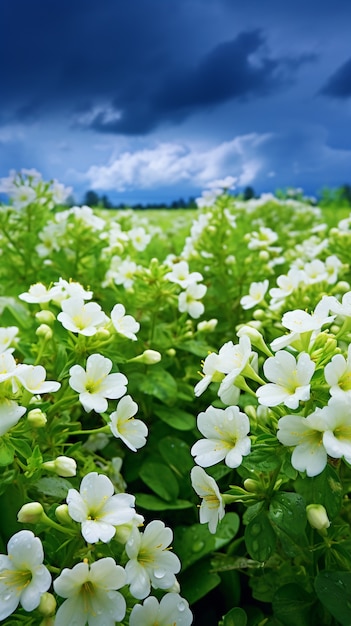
[1,170,351,625]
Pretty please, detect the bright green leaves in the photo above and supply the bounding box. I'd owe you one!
[314,571,351,625]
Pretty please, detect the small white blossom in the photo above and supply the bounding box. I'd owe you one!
[277,411,329,476]
[240,280,269,310]
[15,364,61,395]
[0,530,51,620]
[19,282,60,304]
[57,297,108,335]
[66,472,136,543]
[257,351,315,409]
[108,395,148,451]
[0,326,18,354]
[53,558,126,626]
[111,303,140,341]
[166,260,203,288]
[0,400,26,436]
[191,405,251,468]
[69,353,127,413]
[178,283,207,319]
[324,344,351,397]
[125,520,181,599]
[130,593,193,626]
[191,466,225,534]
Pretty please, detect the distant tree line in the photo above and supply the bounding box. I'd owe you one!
[77,184,351,210]
[82,190,198,210]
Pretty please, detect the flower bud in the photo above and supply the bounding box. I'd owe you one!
[197,318,218,332]
[166,348,176,357]
[129,349,162,364]
[259,250,269,261]
[27,408,47,427]
[306,504,330,535]
[42,456,77,477]
[55,504,72,525]
[36,324,53,340]
[38,592,56,616]
[237,325,272,357]
[335,281,350,293]
[95,327,110,339]
[17,502,44,524]
[35,310,56,325]
[243,478,260,492]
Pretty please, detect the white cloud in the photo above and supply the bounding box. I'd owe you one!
[79,134,272,192]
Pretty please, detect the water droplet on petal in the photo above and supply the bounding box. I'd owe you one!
[178,601,186,612]
[154,568,165,579]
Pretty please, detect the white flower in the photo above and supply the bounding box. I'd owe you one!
[128,226,151,251]
[108,395,148,451]
[194,352,223,397]
[109,257,139,289]
[130,593,193,626]
[247,226,278,250]
[57,297,108,335]
[53,558,126,626]
[11,185,37,209]
[320,396,351,462]
[277,411,329,476]
[178,283,207,319]
[0,530,51,620]
[66,472,136,543]
[19,282,60,304]
[324,344,351,397]
[303,259,328,284]
[15,364,60,395]
[329,291,351,318]
[240,279,269,310]
[69,353,127,413]
[0,351,20,386]
[125,520,181,599]
[166,260,203,288]
[269,268,303,302]
[111,303,140,341]
[0,400,26,436]
[216,336,252,375]
[52,278,93,302]
[257,351,315,409]
[282,297,335,333]
[0,326,18,354]
[190,466,225,534]
[191,405,251,468]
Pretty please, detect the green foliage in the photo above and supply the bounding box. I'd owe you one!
[1,171,351,624]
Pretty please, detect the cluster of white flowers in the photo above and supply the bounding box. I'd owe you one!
[191,289,351,533]
[0,472,192,624]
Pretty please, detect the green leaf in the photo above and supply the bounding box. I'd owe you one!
[177,339,214,357]
[0,438,15,466]
[221,607,247,626]
[269,492,307,557]
[139,368,178,405]
[154,406,196,431]
[179,558,221,604]
[34,476,72,499]
[135,493,192,511]
[11,438,34,461]
[295,465,342,519]
[314,570,351,625]
[158,436,194,477]
[0,297,32,329]
[272,583,314,626]
[245,510,277,561]
[140,461,179,501]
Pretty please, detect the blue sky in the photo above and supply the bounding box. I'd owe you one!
[1,0,351,204]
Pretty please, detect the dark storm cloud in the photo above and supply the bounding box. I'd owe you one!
[320,57,351,98]
[1,0,315,135]
[86,30,316,135]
